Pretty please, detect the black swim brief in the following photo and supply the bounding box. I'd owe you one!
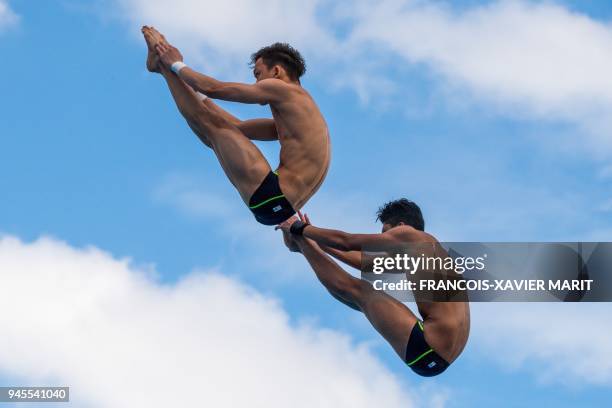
[405,320,450,377]
[248,171,296,226]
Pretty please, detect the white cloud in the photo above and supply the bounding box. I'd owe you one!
[114,0,340,79]
[0,0,18,30]
[152,172,311,283]
[0,234,421,407]
[472,302,612,387]
[153,174,612,388]
[346,0,612,154]
[152,172,385,283]
[350,1,612,111]
[114,0,612,156]
[153,172,243,220]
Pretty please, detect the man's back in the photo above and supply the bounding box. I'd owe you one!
[271,84,330,209]
[407,230,471,364]
[419,301,470,363]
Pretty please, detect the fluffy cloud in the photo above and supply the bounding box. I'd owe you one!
[114,0,340,79]
[346,0,612,154]
[152,172,382,283]
[350,1,612,111]
[115,0,612,155]
[153,173,612,388]
[0,234,419,407]
[0,0,18,30]
[152,172,313,283]
[472,302,612,386]
[153,172,242,220]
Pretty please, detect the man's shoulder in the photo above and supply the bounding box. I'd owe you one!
[257,78,296,90]
[259,79,306,96]
[390,226,437,242]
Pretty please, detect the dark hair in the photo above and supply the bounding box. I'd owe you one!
[250,43,306,81]
[376,198,425,231]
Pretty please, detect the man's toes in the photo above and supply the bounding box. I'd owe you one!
[143,31,159,49]
[150,27,164,41]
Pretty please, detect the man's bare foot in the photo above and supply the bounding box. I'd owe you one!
[142,26,161,73]
[148,26,169,47]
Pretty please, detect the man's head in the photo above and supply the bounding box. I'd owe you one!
[250,43,306,83]
[376,198,425,232]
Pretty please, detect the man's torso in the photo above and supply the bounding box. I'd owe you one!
[269,86,330,209]
[402,230,471,363]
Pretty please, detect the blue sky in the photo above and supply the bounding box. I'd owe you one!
[1,0,611,407]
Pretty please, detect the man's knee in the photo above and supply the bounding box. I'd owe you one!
[193,105,233,132]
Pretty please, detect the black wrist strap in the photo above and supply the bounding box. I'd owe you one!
[290,220,310,236]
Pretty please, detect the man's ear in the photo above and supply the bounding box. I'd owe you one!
[273,65,281,78]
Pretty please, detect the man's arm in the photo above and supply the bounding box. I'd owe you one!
[278,215,417,253]
[321,247,362,270]
[156,42,286,105]
[237,119,279,141]
[299,224,414,252]
[281,227,362,268]
[200,102,278,141]
[183,71,287,105]
[155,42,289,105]
[174,81,278,140]
[151,37,280,136]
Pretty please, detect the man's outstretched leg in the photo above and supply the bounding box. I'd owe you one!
[161,66,271,203]
[293,235,418,359]
[143,27,230,149]
[142,28,271,204]
[293,235,451,376]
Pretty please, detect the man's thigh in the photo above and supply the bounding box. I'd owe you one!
[186,119,212,148]
[359,286,419,359]
[205,125,272,203]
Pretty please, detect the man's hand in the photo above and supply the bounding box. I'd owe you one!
[298,211,311,225]
[282,230,301,253]
[275,215,299,234]
[275,211,312,233]
[155,42,184,68]
[276,216,301,252]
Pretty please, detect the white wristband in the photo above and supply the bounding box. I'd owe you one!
[170,61,187,75]
[195,91,208,101]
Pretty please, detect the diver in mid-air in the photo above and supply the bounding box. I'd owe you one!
[277,199,470,377]
[142,26,330,225]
